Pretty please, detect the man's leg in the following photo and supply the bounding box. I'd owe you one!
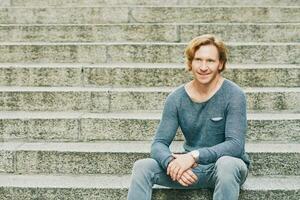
[127,158,189,200]
[212,156,248,200]
[127,158,215,200]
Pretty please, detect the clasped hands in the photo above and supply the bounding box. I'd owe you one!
[167,153,198,186]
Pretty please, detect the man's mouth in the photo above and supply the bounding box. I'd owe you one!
[197,72,210,76]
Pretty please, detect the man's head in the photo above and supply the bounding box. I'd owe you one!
[184,34,228,72]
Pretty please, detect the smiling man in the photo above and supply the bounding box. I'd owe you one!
[127,34,250,200]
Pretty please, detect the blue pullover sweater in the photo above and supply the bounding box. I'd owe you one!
[150,79,250,169]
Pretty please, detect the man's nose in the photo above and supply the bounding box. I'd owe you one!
[199,61,209,71]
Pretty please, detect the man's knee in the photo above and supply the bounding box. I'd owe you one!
[214,156,247,183]
[132,158,160,177]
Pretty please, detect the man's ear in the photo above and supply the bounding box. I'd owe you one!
[218,62,224,71]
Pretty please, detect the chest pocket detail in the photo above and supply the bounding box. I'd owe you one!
[209,117,225,127]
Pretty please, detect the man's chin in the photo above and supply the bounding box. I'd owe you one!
[195,78,211,85]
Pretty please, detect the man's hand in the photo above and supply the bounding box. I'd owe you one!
[177,168,198,186]
[167,153,196,181]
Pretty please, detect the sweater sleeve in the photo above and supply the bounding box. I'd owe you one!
[150,94,179,169]
[197,91,247,164]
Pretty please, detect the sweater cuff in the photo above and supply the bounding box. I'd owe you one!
[162,155,174,169]
[197,148,211,164]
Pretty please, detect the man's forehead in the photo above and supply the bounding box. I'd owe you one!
[194,45,220,58]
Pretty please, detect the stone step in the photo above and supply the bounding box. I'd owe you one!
[4,0,300,6]
[1,63,298,87]
[0,174,299,200]
[0,6,299,24]
[0,111,299,143]
[0,42,299,63]
[1,23,299,43]
[0,86,299,112]
[0,141,299,176]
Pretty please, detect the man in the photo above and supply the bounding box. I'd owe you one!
[127,34,250,200]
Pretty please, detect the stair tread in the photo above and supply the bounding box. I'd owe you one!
[0,42,299,45]
[0,141,299,153]
[0,111,300,120]
[1,174,299,190]
[0,86,299,92]
[0,62,299,69]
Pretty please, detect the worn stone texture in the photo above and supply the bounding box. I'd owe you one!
[131,7,300,23]
[9,0,300,6]
[0,67,82,87]
[0,7,129,24]
[0,24,178,43]
[0,186,299,200]
[0,151,14,173]
[109,91,167,112]
[176,0,300,6]
[0,119,79,141]
[0,44,107,63]
[10,0,178,6]
[109,67,190,87]
[249,152,300,176]
[228,44,300,64]
[0,188,36,200]
[1,66,299,87]
[0,150,293,175]
[239,190,300,200]
[180,24,300,43]
[247,91,300,112]
[107,44,183,63]
[222,68,300,87]
[81,118,162,141]
[89,91,111,112]
[35,188,128,200]
[15,151,147,174]
[1,24,299,43]
[83,67,112,87]
[0,91,99,112]
[0,44,299,64]
[247,119,300,142]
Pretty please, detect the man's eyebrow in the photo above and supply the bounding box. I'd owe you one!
[194,56,217,60]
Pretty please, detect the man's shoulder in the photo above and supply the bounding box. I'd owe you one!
[223,79,245,97]
[168,84,186,98]
[221,79,247,107]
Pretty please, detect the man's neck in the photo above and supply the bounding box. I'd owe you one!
[192,75,223,96]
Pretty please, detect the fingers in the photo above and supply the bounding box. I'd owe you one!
[167,158,175,175]
[170,165,179,181]
[179,173,193,185]
[177,178,188,187]
[177,169,198,186]
[185,169,198,183]
[176,168,184,181]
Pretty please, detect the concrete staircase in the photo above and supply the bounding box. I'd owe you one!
[0,0,299,199]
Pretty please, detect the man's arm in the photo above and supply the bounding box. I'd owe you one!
[196,91,247,164]
[150,94,179,169]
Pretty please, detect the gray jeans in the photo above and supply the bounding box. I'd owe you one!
[127,156,248,200]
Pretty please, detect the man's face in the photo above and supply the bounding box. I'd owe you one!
[191,44,223,85]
